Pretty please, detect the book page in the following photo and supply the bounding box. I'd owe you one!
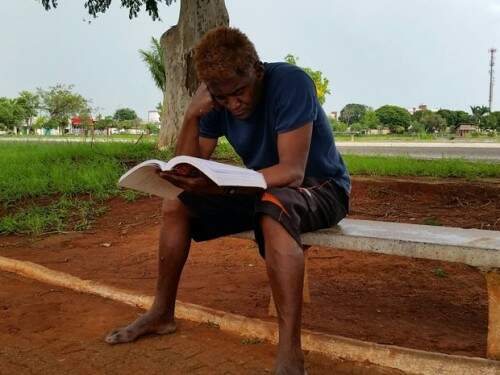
[118,156,266,199]
[118,165,182,199]
[119,159,168,181]
[166,155,266,188]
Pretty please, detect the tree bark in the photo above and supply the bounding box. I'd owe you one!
[158,0,229,149]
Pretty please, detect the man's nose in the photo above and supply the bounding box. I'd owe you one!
[227,96,241,111]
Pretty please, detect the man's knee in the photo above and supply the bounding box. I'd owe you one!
[260,215,300,257]
[161,198,189,221]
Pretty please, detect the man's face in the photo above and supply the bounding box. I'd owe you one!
[206,65,264,120]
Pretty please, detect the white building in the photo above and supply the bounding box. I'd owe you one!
[407,104,439,114]
[147,110,161,123]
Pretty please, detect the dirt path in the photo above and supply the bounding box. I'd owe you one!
[0,176,498,363]
[349,177,500,230]
[0,272,404,374]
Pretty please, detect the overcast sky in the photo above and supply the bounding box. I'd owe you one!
[2,0,500,119]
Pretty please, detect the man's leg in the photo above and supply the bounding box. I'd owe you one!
[261,215,305,375]
[105,197,191,344]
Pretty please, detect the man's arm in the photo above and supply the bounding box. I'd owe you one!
[175,113,217,159]
[175,83,218,159]
[259,123,312,188]
[161,83,220,192]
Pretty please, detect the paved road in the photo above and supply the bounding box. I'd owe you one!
[2,137,500,162]
[336,142,500,162]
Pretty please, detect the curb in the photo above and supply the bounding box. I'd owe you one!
[1,255,499,375]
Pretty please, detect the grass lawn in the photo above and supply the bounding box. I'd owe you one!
[342,155,499,178]
[1,141,498,235]
[0,142,170,235]
[0,133,157,142]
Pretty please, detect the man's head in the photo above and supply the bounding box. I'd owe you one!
[195,27,264,120]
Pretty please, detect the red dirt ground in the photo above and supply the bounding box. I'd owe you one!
[1,176,499,364]
[350,177,500,230]
[1,273,404,374]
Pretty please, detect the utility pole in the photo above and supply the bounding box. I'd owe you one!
[489,48,496,112]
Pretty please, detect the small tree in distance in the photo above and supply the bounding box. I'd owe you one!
[38,84,88,135]
[113,108,138,121]
[16,91,40,134]
[339,104,370,125]
[284,54,331,105]
[95,116,115,136]
[470,105,490,129]
[419,112,447,133]
[375,105,412,133]
[0,97,25,133]
[329,118,348,133]
[436,109,458,130]
[359,109,381,130]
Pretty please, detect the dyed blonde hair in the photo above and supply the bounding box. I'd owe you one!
[195,26,260,83]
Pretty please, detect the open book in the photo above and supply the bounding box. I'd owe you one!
[118,155,267,199]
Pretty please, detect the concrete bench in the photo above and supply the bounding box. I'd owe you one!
[234,218,500,360]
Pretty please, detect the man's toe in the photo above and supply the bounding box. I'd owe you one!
[105,330,122,344]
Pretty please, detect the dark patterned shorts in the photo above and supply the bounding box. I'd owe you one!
[178,178,349,257]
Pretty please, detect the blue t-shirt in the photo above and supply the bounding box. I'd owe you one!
[199,62,351,195]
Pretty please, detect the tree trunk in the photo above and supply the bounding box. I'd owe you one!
[158,0,229,149]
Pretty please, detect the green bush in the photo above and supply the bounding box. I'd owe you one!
[329,118,348,133]
[375,105,412,133]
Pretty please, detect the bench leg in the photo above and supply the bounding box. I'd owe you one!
[487,270,500,360]
[303,252,311,303]
[268,250,311,317]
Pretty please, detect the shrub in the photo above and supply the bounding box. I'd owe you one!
[375,105,412,133]
[330,118,348,133]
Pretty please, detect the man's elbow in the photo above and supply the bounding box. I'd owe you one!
[288,169,305,187]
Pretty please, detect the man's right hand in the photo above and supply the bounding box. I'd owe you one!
[175,83,220,158]
[158,167,224,194]
[186,82,219,120]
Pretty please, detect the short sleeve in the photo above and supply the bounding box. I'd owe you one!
[199,109,224,139]
[274,70,318,134]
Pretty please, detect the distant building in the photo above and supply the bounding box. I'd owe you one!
[408,104,438,114]
[330,111,338,120]
[70,116,95,134]
[148,110,161,123]
[34,127,61,136]
[456,124,478,137]
[368,128,390,135]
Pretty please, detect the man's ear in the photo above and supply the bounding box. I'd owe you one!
[254,61,264,80]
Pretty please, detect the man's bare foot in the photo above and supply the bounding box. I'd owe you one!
[275,363,306,375]
[105,311,176,345]
[275,350,305,375]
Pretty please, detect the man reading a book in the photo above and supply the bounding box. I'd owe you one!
[106,27,350,375]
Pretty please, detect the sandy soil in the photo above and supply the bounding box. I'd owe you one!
[1,177,497,361]
[349,176,500,230]
[1,273,406,374]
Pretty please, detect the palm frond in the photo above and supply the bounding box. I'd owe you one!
[139,37,166,92]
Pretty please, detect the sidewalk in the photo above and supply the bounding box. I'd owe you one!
[336,142,500,148]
